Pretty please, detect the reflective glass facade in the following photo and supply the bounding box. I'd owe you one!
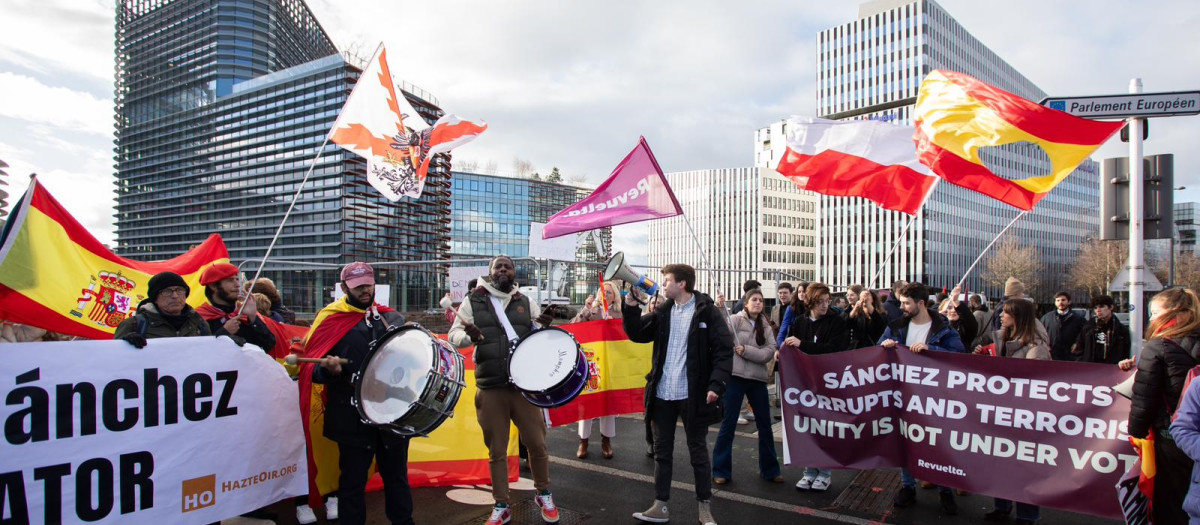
[449,172,611,300]
[759,0,1099,298]
[114,0,451,313]
[1177,202,1198,253]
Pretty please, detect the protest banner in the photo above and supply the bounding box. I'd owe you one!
[1,337,306,524]
[778,346,1133,520]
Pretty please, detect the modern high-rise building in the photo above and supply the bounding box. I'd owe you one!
[756,0,1099,299]
[1177,202,1199,253]
[449,171,611,301]
[647,168,820,302]
[113,0,452,312]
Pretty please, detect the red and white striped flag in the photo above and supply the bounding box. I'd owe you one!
[774,116,935,215]
[329,43,487,200]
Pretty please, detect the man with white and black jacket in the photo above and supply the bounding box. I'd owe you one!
[1075,294,1131,365]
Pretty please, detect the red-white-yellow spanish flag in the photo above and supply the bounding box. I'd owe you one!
[547,319,652,426]
[0,178,229,339]
[914,70,1124,210]
[329,43,487,201]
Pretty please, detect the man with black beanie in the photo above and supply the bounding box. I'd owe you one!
[114,271,210,346]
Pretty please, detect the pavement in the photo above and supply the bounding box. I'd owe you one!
[228,405,1124,525]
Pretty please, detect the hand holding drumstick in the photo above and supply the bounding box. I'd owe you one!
[284,354,349,375]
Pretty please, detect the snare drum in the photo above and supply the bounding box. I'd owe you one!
[509,327,590,408]
[351,325,464,437]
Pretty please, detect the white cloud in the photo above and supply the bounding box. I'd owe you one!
[0,73,111,136]
[0,0,112,82]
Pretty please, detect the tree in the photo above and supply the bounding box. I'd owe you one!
[455,159,479,173]
[530,172,541,181]
[980,236,1043,300]
[546,167,563,184]
[1067,240,1126,299]
[483,160,498,174]
[1175,250,1200,291]
[512,157,534,178]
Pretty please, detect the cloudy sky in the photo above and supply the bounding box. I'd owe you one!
[1,0,1197,265]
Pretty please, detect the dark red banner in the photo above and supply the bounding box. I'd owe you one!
[778,346,1134,520]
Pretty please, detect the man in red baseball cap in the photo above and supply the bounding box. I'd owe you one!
[194,262,275,352]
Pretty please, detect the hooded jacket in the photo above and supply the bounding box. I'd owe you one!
[622,292,733,423]
[448,277,543,389]
[727,310,776,382]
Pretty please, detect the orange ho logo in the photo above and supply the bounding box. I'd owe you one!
[70,271,139,328]
[181,474,216,512]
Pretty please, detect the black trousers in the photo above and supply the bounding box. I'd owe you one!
[337,434,413,525]
[1154,435,1193,525]
[651,397,712,502]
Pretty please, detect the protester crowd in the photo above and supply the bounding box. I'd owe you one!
[18,259,1200,525]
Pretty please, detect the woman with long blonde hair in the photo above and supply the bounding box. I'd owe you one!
[1128,288,1200,525]
[571,281,624,459]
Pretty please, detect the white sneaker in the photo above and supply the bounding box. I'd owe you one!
[811,476,832,492]
[325,496,338,520]
[737,416,749,425]
[795,475,815,490]
[744,412,756,422]
[296,504,317,525]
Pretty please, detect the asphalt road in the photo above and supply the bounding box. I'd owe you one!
[229,413,1123,525]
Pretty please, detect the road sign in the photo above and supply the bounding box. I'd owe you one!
[1110,267,1163,292]
[1041,90,1200,119]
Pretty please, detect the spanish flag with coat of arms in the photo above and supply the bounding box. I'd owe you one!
[546,319,653,426]
[0,178,230,339]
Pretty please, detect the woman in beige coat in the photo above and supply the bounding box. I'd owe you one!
[571,281,623,458]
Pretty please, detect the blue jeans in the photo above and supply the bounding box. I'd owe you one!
[993,499,1040,521]
[804,467,832,479]
[900,468,951,494]
[712,377,781,480]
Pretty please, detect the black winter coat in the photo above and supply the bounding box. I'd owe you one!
[1041,310,1086,361]
[844,309,887,349]
[1129,336,1200,439]
[204,300,277,352]
[1077,316,1132,365]
[947,302,978,352]
[312,310,407,448]
[787,312,850,355]
[622,293,733,424]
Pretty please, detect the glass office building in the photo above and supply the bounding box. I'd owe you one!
[449,171,611,301]
[756,0,1099,299]
[114,0,452,312]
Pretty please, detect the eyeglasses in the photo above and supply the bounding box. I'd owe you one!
[161,287,189,297]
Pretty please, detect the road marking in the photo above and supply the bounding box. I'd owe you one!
[546,456,878,525]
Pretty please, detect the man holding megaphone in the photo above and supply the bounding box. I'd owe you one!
[618,261,733,525]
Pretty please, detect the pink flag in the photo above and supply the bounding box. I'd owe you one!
[329,43,486,201]
[542,137,683,239]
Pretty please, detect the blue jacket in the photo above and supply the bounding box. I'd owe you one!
[1169,377,1200,522]
[776,305,796,348]
[876,308,965,353]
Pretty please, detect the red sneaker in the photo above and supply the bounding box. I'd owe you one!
[485,504,511,525]
[536,491,560,523]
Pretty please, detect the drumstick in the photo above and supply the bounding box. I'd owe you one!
[284,354,348,365]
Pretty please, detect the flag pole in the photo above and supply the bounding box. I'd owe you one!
[247,135,333,289]
[954,210,1029,291]
[868,213,919,290]
[680,212,743,346]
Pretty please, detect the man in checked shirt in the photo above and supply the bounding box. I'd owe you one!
[622,263,733,525]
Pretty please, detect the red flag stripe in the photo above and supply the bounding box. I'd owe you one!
[0,283,114,339]
[775,147,935,216]
[547,388,645,426]
[914,127,1043,210]
[935,70,1124,145]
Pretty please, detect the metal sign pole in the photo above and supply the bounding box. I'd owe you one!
[1129,78,1145,359]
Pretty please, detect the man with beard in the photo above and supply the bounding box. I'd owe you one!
[1040,291,1086,361]
[195,263,275,351]
[449,255,560,525]
[623,263,733,525]
[878,282,965,515]
[307,262,410,525]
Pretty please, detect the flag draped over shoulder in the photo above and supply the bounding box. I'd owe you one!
[329,43,487,201]
[541,137,683,239]
[774,117,937,215]
[546,319,652,426]
[195,302,306,358]
[914,70,1123,210]
[297,299,515,508]
[0,178,229,339]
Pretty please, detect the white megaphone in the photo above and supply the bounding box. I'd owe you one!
[603,251,658,295]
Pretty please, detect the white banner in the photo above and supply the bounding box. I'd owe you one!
[1,337,307,524]
[528,222,578,261]
[448,266,488,303]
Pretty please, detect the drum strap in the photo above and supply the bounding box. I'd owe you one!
[489,296,520,343]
